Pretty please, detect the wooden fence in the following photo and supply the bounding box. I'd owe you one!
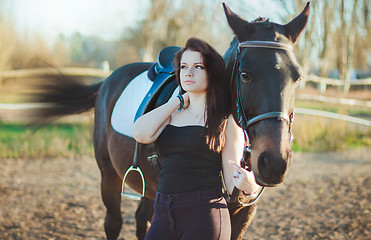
[1,68,370,94]
[296,94,371,108]
[0,67,112,83]
[0,68,370,126]
[295,108,370,127]
[302,74,371,93]
[1,103,369,126]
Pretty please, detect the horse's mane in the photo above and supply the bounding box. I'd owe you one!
[223,37,238,61]
[253,17,269,23]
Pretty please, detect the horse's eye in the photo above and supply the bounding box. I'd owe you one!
[240,71,251,83]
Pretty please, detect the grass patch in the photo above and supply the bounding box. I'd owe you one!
[291,116,371,152]
[293,96,370,152]
[0,121,94,159]
[0,111,370,159]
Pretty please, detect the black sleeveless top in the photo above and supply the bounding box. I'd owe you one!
[155,125,222,194]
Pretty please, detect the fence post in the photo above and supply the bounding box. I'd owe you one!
[343,78,351,94]
[298,79,306,89]
[319,81,327,94]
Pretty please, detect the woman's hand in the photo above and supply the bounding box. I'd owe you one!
[229,160,260,195]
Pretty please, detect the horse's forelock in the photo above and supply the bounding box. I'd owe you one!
[252,18,272,29]
[252,17,269,23]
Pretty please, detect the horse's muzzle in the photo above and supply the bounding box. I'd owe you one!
[254,149,292,187]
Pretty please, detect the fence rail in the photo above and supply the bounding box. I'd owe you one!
[295,108,371,127]
[0,68,370,126]
[0,67,112,82]
[1,103,369,126]
[303,74,371,93]
[1,68,370,92]
[296,94,371,107]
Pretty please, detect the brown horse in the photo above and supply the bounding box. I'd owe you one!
[23,3,309,240]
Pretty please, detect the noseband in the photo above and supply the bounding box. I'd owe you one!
[231,40,295,206]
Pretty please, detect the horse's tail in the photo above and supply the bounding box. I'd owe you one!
[22,73,102,122]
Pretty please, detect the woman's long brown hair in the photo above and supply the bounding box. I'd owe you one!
[174,38,231,152]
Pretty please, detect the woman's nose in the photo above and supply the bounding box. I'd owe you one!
[185,68,194,76]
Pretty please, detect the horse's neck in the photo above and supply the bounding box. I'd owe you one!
[223,37,238,78]
[223,38,239,122]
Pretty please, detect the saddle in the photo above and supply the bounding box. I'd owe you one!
[122,46,181,200]
[135,46,181,121]
[135,46,180,173]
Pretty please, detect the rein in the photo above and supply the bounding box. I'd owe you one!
[231,40,294,206]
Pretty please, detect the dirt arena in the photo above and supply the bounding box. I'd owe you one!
[0,148,370,240]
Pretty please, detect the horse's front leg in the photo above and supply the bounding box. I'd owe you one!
[135,197,154,240]
[228,202,259,240]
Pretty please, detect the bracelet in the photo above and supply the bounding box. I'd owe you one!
[177,95,184,111]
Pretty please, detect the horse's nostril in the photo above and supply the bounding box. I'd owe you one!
[257,151,289,185]
[257,152,269,179]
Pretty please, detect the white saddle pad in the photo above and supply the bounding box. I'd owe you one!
[111,70,178,138]
[111,71,152,137]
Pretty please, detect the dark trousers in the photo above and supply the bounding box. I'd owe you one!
[144,187,231,240]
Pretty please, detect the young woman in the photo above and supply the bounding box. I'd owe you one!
[133,38,259,240]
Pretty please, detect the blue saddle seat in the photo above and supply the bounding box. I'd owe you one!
[135,46,181,121]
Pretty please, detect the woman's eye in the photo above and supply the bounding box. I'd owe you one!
[240,71,251,83]
[195,65,204,69]
[180,65,187,69]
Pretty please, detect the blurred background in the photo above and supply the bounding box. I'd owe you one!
[1,0,369,152]
[0,0,369,76]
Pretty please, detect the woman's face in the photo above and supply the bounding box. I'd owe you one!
[179,50,208,93]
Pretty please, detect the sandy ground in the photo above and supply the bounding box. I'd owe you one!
[0,148,370,240]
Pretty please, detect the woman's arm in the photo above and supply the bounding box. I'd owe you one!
[132,93,188,144]
[222,115,259,195]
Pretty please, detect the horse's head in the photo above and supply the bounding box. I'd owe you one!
[223,3,310,187]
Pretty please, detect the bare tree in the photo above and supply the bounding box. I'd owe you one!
[342,0,359,93]
[125,0,214,62]
[279,0,318,86]
[318,0,331,77]
[281,0,370,93]
[0,2,17,71]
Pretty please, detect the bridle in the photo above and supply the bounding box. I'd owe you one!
[231,40,295,206]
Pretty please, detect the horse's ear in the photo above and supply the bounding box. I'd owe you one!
[284,2,310,44]
[223,3,253,40]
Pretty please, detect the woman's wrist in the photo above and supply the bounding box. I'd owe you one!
[177,94,184,111]
[242,190,257,198]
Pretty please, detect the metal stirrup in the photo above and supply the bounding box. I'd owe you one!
[121,142,146,200]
